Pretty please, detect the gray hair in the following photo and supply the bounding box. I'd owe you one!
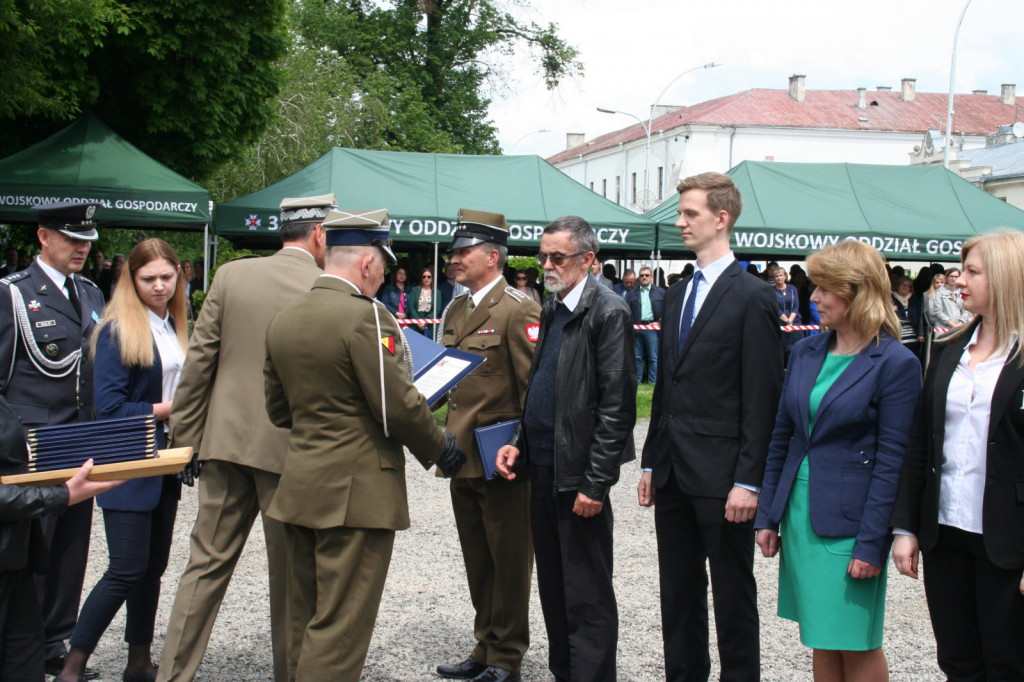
[543,215,600,255]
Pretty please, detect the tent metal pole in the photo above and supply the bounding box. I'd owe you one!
[203,222,211,290]
[433,241,440,320]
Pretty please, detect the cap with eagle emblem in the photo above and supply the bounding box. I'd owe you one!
[33,201,100,241]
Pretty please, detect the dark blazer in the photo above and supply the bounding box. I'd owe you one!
[93,323,177,512]
[0,260,105,427]
[625,285,665,323]
[642,260,784,497]
[892,321,1024,570]
[755,332,922,567]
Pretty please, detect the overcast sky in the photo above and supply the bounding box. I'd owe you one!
[489,0,1022,158]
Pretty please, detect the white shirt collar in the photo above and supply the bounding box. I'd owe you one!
[36,256,70,292]
[558,274,590,313]
[694,251,735,286]
[469,274,506,309]
[147,308,173,333]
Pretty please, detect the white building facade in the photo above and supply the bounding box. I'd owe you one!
[549,76,1019,213]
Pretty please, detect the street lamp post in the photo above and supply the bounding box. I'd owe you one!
[509,128,551,152]
[598,62,720,209]
[944,0,973,168]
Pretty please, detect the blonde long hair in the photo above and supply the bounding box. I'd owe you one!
[92,239,188,366]
[806,240,901,342]
[947,230,1024,367]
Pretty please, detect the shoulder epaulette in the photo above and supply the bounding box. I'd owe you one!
[77,275,99,289]
[504,286,530,303]
[0,271,29,286]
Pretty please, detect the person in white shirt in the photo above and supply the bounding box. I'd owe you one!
[58,239,188,682]
[892,230,1024,681]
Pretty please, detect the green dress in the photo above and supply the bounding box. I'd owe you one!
[777,353,888,651]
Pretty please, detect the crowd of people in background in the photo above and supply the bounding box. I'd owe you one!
[2,185,1021,682]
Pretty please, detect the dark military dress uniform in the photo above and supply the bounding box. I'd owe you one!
[0,260,105,660]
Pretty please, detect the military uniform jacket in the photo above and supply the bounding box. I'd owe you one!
[440,284,540,478]
[0,261,104,427]
[264,276,448,531]
[170,248,321,473]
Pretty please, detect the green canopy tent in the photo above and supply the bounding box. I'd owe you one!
[0,114,211,229]
[645,161,1024,261]
[216,147,656,255]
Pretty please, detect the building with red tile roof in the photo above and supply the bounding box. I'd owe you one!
[548,76,1024,213]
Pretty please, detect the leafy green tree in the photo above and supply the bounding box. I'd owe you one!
[0,0,131,121]
[0,0,289,180]
[293,0,581,154]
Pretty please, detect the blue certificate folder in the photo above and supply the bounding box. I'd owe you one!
[474,419,520,480]
[401,328,485,406]
[26,414,158,472]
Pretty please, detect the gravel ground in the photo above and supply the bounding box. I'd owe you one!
[80,418,944,681]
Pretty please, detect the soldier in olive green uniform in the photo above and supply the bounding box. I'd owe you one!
[435,210,541,682]
[264,209,465,682]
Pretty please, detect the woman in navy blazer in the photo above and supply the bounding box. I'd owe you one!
[892,231,1024,680]
[755,241,922,681]
[57,239,188,682]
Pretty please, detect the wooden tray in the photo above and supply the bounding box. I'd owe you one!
[0,447,193,486]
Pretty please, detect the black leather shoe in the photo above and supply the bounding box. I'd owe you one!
[471,667,521,682]
[437,656,487,679]
[44,656,99,680]
[123,665,158,682]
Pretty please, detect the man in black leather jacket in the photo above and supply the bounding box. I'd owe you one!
[497,216,636,682]
[0,397,120,679]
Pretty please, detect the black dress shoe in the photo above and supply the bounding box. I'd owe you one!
[437,656,487,679]
[471,667,521,682]
[44,656,99,680]
[123,665,158,682]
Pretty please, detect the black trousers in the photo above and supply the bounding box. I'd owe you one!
[923,525,1024,682]
[530,465,617,682]
[36,497,93,659]
[71,480,178,654]
[654,469,759,682]
[0,567,45,681]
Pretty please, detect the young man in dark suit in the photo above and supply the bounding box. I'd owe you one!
[638,172,783,681]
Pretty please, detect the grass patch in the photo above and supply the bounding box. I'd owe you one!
[636,382,654,419]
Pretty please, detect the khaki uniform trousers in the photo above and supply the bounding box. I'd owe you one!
[451,476,533,671]
[158,460,288,681]
[284,523,394,682]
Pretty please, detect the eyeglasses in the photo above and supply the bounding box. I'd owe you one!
[515,276,527,281]
[639,273,652,278]
[536,251,585,266]
[422,274,433,279]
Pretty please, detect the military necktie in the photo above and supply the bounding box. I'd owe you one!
[464,297,475,322]
[66,277,80,312]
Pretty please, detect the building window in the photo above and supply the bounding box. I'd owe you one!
[589,181,594,191]
[631,173,637,204]
[657,167,664,201]
[602,179,607,197]
[615,176,621,204]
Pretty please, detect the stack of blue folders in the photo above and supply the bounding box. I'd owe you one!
[26,415,158,472]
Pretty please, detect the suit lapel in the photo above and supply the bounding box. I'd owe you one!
[675,263,738,372]
[988,343,1024,440]
[456,288,500,343]
[813,341,880,429]
[794,333,830,437]
[30,264,78,321]
[931,330,970,434]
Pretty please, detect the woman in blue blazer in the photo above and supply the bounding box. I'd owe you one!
[57,239,188,682]
[892,231,1024,680]
[755,240,922,682]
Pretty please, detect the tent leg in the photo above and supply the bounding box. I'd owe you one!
[203,222,211,290]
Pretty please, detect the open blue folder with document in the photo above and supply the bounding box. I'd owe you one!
[401,328,485,407]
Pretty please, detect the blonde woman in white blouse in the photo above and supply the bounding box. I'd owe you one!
[892,231,1024,681]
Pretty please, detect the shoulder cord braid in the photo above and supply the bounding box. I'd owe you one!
[371,300,415,439]
[9,283,81,378]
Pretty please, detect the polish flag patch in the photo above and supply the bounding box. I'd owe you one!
[525,323,540,342]
[380,336,396,355]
